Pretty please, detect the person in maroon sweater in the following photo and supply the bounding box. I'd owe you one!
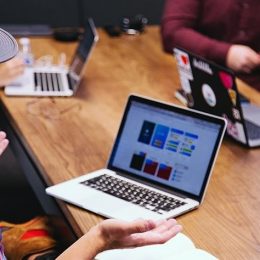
[161,0,260,90]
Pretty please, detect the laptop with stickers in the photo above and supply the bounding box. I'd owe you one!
[174,47,260,148]
[46,94,226,221]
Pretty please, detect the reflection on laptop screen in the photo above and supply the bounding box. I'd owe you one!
[110,100,221,196]
[69,18,97,90]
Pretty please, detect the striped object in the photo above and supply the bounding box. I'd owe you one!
[0,28,18,63]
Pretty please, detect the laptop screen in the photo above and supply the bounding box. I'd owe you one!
[108,95,226,201]
[68,18,98,91]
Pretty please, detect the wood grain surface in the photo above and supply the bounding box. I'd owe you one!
[0,26,260,259]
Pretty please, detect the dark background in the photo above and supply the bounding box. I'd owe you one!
[0,0,165,28]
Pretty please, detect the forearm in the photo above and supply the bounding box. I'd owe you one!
[56,226,106,260]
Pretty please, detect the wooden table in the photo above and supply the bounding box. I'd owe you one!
[1,26,260,259]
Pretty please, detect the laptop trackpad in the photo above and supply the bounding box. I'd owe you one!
[242,103,260,125]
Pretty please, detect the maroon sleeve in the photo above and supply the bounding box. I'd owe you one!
[160,0,231,65]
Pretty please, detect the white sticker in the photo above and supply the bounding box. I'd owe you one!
[226,120,239,138]
[174,49,194,80]
[232,108,241,120]
[202,84,216,107]
[180,75,192,93]
[223,114,246,144]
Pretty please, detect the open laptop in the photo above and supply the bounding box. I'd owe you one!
[46,94,226,221]
[174,47,260,148]
[4,18,98,97]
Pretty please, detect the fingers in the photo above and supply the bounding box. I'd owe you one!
[9,66,25,79]
[142,224,182,246]
[242,53,260,73]
[124,219,157,235]
[156,222,182,243]
[227,45,260,73]
[241,53,259,72]
[8,58,25,77]
[124,219,182,247]
[7,56,24,67]
[0,131,7,140]
[0,57,25,86]
[0,131,9,156]
[128,218,178,235]
[151,219,179,237]
[250,52,260,67]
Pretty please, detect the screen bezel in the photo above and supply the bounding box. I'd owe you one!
[107,94,226,202]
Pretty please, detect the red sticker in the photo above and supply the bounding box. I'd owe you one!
[181,55,188,65]
[219,71,233,89]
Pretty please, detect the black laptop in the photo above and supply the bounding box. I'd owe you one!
[174,47,260,147]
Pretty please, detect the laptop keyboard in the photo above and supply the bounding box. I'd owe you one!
[245,120,260,140]
[34,72,64,92]
[80,174,186,214]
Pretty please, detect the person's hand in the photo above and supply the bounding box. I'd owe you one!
[97,218,182,250]
[0,131,9,156]
[226,45,260,73]
[0,57,25,87]
[57,218,182,260]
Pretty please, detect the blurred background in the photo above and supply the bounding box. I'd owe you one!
[0,0,165,35]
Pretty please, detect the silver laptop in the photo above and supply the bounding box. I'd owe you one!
[46,94,226,221]
[174,47,260,147]
[5,18,98,97]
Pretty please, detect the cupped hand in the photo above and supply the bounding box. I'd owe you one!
[57,218,182,259]
[98,218,182,250]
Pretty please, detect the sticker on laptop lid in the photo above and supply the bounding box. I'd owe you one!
[202,83,216,107]
[219,71,233,89]
[179,75,194,107]
[223,114,246,144]
[232,107,241,120]
[228,89,237,106]
[192,58,213,75]
[174,49,194,80]
[180,75,192,93]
